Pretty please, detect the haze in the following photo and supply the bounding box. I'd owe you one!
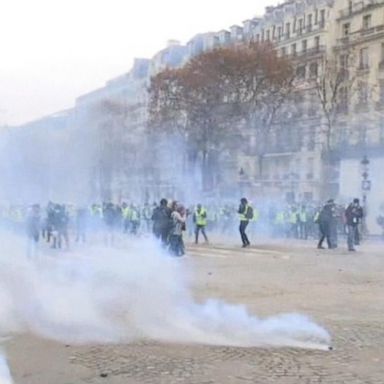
[0,0,277,126]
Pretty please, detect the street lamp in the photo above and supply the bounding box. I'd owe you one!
[361,155,371,205]
[360,155,371,236]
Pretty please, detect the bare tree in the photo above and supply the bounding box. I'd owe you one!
[149,42,294,190]
[314,53,357,152]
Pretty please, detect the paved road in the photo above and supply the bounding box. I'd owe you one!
[6,240,384,383]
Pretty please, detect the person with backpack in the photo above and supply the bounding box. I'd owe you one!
[238,197,253,248]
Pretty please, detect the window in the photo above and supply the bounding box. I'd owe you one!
[314,36,320,50]
[298,19,303,35]
[293,17,297,32]
[261,29,265,41]
[278,26,282,41]
[348,0,353,14]
[379,80,384,103]
[314,9,319,25]
[296,65,306,79]
[359,47,369,69]
[281,47,287,56]
[358,82,368,104]
[302,39,307,53]
[338,87,349,113]
[307,158,314,180]
[320,10,325,27]
[381,42,384,62]
[256,34,260,42]
[286,22,291,39]
[343,23,350,36]
[307,14,312,31]
[291,43,297,56]
[272,25,276,40]
[309,62,318,78]
[363,14,372,29]
[340,54,348,68]
[266,30,270,41]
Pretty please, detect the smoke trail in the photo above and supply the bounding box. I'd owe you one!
[0,232,330,350]
[0,351,13,384]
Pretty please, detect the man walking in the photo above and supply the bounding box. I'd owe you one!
[193,204,209,244]
[238,197,253,248]
[345,198,363,251]
[317,199,336,249]
[152,198,172,246]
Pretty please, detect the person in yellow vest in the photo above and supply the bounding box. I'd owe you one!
[288,206,299,238]
[193,204,209,244]
[238,197,253,247]
[274,210,286,237]
[129,204,140,235]
[298,205,308,240]
[121,202,131,233]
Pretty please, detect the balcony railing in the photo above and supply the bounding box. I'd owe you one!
[339,2,383,19]
[294,45,326,58]
[336,25,384,47]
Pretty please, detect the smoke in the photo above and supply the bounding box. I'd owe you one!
[0,231,330,350]
[0,351,12,384]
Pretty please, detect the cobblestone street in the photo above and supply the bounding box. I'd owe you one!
[6,240,384,383]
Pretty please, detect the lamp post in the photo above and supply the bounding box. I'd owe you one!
[360,155,371,235]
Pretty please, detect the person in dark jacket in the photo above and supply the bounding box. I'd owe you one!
[152,198,172,246]
[238,197,252,248]
[317,199,336,249]
[75,207,88,243]
[103,202,119,246]
[26,204,41,258]
[345,198,363,251]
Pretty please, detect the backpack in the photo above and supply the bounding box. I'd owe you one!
[246,206,254,220]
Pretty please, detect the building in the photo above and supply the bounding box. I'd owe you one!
[234,0,335,203]
[334,0,384,235]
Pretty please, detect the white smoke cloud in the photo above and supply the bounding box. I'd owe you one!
[0,232,331,372]
[0,351,13,384]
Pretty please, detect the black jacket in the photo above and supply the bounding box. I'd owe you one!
[345,204,363,226]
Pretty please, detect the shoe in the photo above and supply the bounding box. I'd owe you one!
[348,248,356,252]
[317,246,325,249]
[242,244,247,248]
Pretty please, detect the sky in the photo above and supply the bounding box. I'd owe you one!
[0,0,277,126]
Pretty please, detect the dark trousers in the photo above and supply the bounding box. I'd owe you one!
[347,225,358,250]
[318,222,331,249]
[169,234,184,256]
[154,227,169,247]
[239,220,250,246]
[195,225,208,243]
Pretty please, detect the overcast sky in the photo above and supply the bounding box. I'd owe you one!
[0,0,277,126]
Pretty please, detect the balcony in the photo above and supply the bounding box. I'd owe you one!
[338,2,384,20]
[295,45,326,58]
[336,25,384,48]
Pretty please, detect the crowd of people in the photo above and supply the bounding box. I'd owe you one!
[0,196,365,257]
